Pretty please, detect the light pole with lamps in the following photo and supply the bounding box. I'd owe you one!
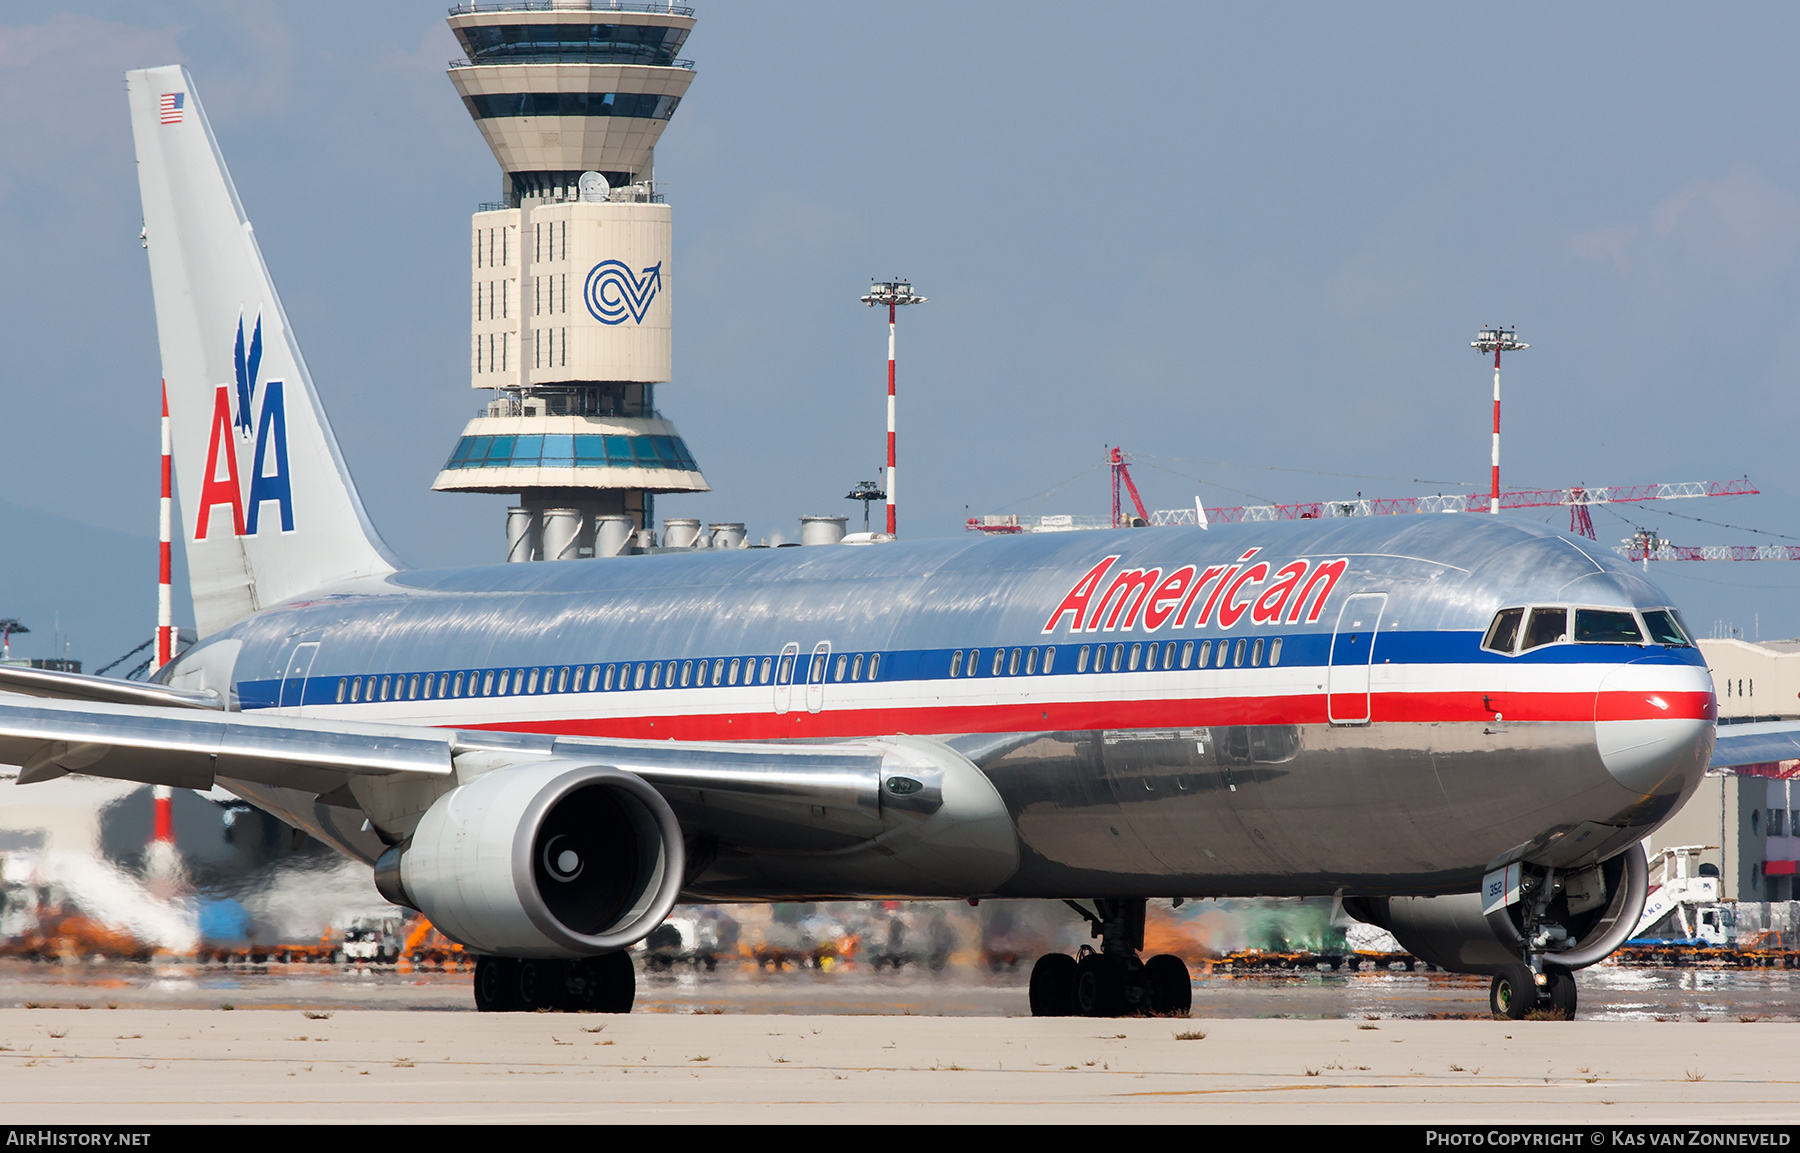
[860,279,926,536]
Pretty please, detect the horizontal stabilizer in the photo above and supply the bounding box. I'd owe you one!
[1710,721,1800,770]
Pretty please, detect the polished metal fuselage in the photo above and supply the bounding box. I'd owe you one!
[177,514,1716,901]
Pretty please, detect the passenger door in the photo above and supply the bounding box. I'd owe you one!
[773,642,799,715]
[805,641,831,715]
[1327,593,1386,724]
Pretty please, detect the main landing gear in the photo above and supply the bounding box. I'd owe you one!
[474,952,635,1013]
[1028,898,1192,1017]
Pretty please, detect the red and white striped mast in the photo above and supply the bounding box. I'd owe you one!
[861,279,926,536]
[1471,326,1528,514]
[151,382,177,877]
[156,382,176,671]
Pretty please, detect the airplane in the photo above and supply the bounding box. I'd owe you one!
[0,65,1745,1020]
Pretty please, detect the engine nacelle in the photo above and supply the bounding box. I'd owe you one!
[374,759,684,958]
[1346,846,1648,976]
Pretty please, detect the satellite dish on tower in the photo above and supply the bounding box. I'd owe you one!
[577,171,609,203]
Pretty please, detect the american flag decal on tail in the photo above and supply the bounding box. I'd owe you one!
[158,93,184,125]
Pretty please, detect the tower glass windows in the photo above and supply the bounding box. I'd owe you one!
[452,21,692,68]
[461,92,682,121]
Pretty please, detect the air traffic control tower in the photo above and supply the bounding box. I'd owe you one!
[432,2,707,561]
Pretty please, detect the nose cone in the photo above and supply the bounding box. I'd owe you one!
[1595,660,1717,797]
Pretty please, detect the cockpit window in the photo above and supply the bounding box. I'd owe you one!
[1520,607,1568,651]
[1574,609,1644,644]
[1643,609,1691,647]
[1482,608,1525,654]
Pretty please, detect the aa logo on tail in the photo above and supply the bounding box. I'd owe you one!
[197,311,293,540]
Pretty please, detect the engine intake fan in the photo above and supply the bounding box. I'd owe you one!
[375,760,684,957]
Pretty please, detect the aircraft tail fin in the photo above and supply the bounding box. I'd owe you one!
[127,67,398,637]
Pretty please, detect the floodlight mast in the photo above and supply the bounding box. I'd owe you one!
[1471,326,1528,514]
[860,279,926,536]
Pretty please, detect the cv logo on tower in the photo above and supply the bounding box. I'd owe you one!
[584,260,663,326]
[197,311,294,540]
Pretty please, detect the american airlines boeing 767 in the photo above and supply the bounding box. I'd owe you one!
[0,67,1737,1018]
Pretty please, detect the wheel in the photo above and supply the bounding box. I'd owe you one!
[474,956,519,1013]
[594,950,636,1013]
[1544,967,1577,1019]
[1074,953,1129,1018]
[1028,953,1077,1017]
[1489,965,1539,1020]
[515,959,562,1012]
[1143,953,1192,1016]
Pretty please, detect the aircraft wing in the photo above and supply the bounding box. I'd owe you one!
[0,695,452,792]
[1710,721,1800,770]
[0,696,938,850]
[0,662,224,710]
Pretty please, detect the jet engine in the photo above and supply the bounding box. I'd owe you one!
[1344,845,1649,976]
[373,759,685,958]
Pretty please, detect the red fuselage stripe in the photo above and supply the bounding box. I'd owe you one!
[460,688,1715,742]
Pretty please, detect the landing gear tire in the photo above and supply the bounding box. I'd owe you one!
[474,956,518,1013]
[1144,953,1192,1016]
[1074,953,1128,1018]
[1489,964,1539,1020]
[1544,967,1577,1020]
[1029,953,1078,1017]
[516,959,560,1012]
[593,950,635,1013]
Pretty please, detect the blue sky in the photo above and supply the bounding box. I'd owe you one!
[5,2,1800,665]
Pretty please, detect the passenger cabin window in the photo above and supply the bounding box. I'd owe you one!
[1520,607,1568,651]
[1483,607,1525,655]
[867,654,880,679]
[852,654,865,680]
[1269,637,1283,666]
[1574,609,1643,645]
[1043,647,1055,673]
[1077,645,1090,672]
[950,650,964,677]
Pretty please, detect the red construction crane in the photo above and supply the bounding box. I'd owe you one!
[967,467,1760,540]
[1619,528,1800,565]
[1110,446,1149,528]
[1173,479,1759,531]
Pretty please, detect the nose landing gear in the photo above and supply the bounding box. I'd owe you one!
[1489,963,1577,1020]
[1028,898,1193,1017]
